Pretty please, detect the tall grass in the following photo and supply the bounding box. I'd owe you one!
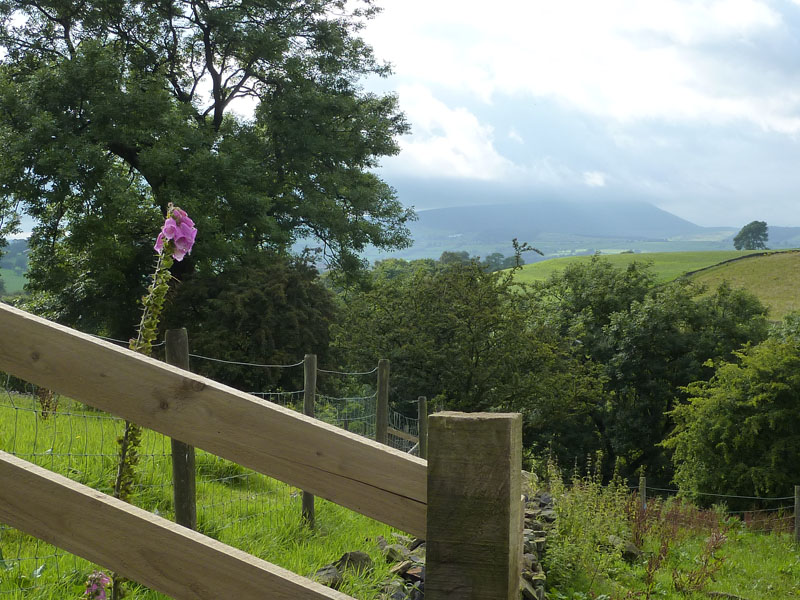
[0,394,400,599]
[542,461,800,600]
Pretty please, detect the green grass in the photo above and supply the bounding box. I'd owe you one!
[543,466,800,600]
[0,394,399,599]
[0,269,25,296]
[514,250,766,284]
[688,250,800,320]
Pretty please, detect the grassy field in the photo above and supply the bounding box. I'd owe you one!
[514,249,800,320]
[689,250,800,320]
[514,250,765,284]
[0,393,398,599]
[0,269,25,295]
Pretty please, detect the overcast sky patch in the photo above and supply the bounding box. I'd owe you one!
[363,0,800,227]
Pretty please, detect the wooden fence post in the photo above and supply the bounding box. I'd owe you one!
[302,353,317,528]
[417,396,428,459]
[639,476,647,511]
[794,485,799,544]
[376,359,389,445]
[426,412,522,600]
[165,329,196,530]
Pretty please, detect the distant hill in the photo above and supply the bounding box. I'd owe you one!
[368,198,745,262]
[415,198,705,241]
[766,226,800,249]
[0,239,28,296]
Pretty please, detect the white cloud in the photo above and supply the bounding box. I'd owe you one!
[381,85,517,180]
[508,129,524,144]
[364,0,800,132]
[583,171,608,187]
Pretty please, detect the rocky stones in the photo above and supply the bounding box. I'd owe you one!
[608,534,643,563]
[311,563,343,589]
[375,484,555,600]
[311,550,374,590]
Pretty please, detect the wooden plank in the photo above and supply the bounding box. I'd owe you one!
[388,426,419,444]
[425,412,522,600]
[0,303,427,537]
[165,328,196,530]
[0,451,351,600]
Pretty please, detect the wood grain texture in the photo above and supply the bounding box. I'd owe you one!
[0,451,352,600]
[388,426,419,443]
[425,412,522,600]
[0,303,426,536]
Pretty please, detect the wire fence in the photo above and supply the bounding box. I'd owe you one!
[0,354,421,597]
[633,482,797,535]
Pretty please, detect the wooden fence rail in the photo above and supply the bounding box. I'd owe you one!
[0,451,350,600]
[0,303,523,599]
[0,303,427,536]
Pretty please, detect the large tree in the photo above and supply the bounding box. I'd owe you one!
[0,0,412,336]
[733,220,768,250]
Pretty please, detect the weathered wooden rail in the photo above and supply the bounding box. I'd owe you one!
[0,303,522,599]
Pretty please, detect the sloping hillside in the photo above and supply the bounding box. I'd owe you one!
[513,250,764,284]
[688,251,800,319]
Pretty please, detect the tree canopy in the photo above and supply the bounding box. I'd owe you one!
[0,0,413,336]
[335,255,770,483]
[667,332,800,505]
[733,220,768,250]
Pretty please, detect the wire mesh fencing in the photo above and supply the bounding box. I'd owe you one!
[635,482,797,534]
[387,408,420,454]
[0,353,421,597]
[0,378,311,596]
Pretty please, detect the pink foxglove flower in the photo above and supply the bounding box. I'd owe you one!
[154,205,197,261]
[84,570,111,599]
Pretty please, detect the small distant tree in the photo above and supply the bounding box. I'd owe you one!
[438,251,471,266]
[733,221,768,250]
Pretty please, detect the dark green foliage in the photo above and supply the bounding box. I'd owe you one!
[336,256,770,482]
[600,281,768,480]
[531,258,767,482]
[334,256,606,461]
[667,336,800,506]
[733,220,768,250]
[165,252,337,392]
[0,0,412,336]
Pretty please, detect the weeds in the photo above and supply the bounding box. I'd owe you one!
[542,460,798,600]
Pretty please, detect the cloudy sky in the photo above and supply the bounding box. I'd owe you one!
[359,0,800,227]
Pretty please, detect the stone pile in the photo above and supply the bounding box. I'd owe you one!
[520,490,555,600]
[312,474,557,600]
[374,489,556,600]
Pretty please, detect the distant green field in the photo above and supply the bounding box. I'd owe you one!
[515,250,765,284]
[689,250,800,320]
[0,268,26,295]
